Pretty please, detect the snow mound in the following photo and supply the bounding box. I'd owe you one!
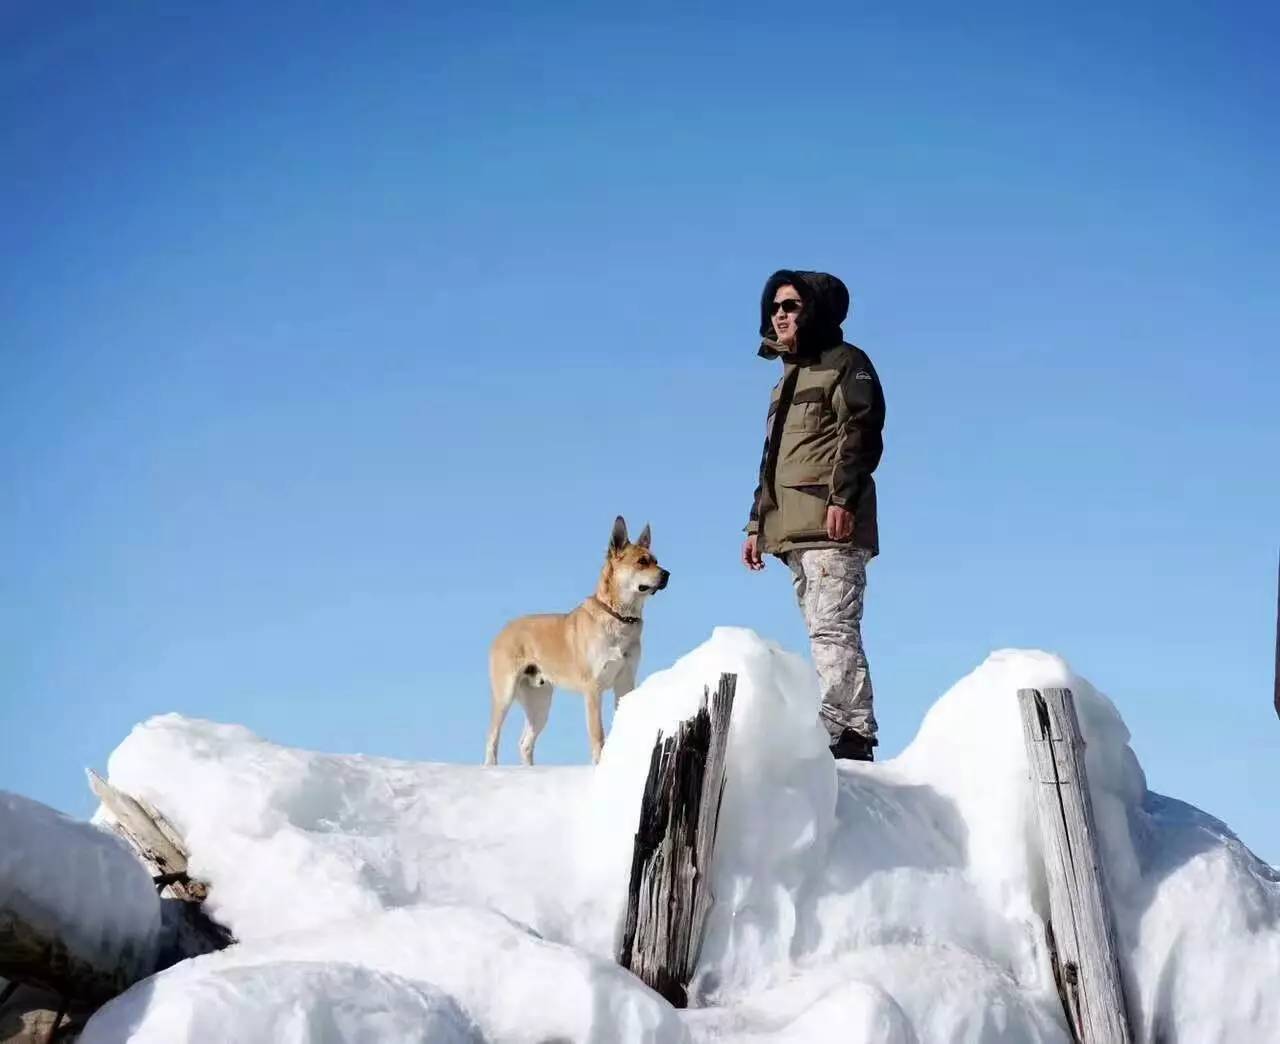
[85,904,683,1044]
[82,628,1280,1042]
[82,960,480,1044]
[94,712,595,944]
[0,790,160,981]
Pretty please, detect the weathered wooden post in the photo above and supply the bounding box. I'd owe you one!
[1018,687,1133,1044]
[617,672,736,1007]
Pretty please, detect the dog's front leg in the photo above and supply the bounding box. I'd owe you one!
[584,686,606,764]
[613,659,637,711]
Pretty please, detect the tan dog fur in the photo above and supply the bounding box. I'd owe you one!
[486,516,670,765]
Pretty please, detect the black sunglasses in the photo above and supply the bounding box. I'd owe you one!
[771,299,802,316]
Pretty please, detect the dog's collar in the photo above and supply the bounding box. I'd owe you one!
[592,596,641,625]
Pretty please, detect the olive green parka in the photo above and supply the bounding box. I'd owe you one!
[747,270,886,556]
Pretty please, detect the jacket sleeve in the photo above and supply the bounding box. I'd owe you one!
[829,359,885,510]
[746,435,767,534]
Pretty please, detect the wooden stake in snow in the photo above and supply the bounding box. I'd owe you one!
[617,672,736,1008]
[1018,687,1133,1044]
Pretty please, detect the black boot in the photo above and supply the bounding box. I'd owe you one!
[830,728,877,762]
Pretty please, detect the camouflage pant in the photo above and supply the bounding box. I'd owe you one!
[783,547,877,741]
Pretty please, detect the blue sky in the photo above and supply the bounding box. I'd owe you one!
[3,3,1277,863]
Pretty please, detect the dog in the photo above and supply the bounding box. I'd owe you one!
[485,516,670,766]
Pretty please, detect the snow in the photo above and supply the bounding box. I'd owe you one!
[0,790,160,981]
[75,627,1280,1042]
[83,906,681,1043]
[80,959,482,1044]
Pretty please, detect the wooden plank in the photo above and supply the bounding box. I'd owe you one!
[617,673,736,1007]
[1019,687,1133,1044]
[689,673,734,967]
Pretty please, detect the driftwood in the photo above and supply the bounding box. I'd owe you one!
[617,672,736,1007]
[1018,687,1133,1044]
[86,771,201,902]
[86,771,234,964]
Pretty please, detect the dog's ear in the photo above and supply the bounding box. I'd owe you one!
[636,524,651,549]
[610,516,629,555]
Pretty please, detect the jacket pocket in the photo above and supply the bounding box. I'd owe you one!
[779,469,829,491]
[777,477,830,537]
[782,386,828,433]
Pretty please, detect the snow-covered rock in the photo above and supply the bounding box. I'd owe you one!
[0,791,160,987]
[78,628,1280,1042]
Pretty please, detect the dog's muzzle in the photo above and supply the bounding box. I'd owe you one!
[656,570,670,591]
